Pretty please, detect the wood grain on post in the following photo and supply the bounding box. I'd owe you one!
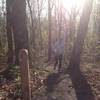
[19,49,31,100]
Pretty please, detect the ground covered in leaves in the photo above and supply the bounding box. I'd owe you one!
[0,61,100,100]
[83,67,100,100]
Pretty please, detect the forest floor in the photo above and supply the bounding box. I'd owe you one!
[31,63,100,100]
[0,55,100,100]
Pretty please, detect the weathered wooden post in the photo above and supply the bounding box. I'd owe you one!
[19,49,31,100]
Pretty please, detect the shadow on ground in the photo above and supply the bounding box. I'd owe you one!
[43,73,60,92]
[68,66,95,100]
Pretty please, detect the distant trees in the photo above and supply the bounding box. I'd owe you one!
[68,7,79,41]
[27,0,35,49]
[0,0,98,76]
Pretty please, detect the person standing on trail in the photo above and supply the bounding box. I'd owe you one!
[52,38,64,73]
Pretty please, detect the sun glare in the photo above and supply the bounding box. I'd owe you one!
[61,0,85,10]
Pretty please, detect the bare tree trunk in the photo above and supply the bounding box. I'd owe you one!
[58,0,62,40]
[6,0,14,65]
[48,0,52,61]
[95,2,100,61]
[96,2,100,41]
[27,0,35,49]
[0,0,14,80]
[12,0,29,65]
[0,37,3,50]
[68,0,93,71]
[67,1,94,99]
[37,0,42,50]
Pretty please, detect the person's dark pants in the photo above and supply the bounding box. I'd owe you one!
[54,54,62,72]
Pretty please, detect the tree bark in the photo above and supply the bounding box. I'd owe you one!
[12,0,29,65]
[6,0,14,65]
[37,0,42,50]
[48,0,52,61]
[68,0,93,71]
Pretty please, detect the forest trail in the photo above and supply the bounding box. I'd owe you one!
[0,59,100,100]
[31,64,100,100]
[32,72,77,100]
[0,0,99,100]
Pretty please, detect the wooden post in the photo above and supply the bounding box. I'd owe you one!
[19,49,31,100]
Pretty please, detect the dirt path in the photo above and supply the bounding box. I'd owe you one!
[32,65,99,100]
[32,73,77,100]
[32,64,100,100]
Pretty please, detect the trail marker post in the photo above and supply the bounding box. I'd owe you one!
[19,49,31,100]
